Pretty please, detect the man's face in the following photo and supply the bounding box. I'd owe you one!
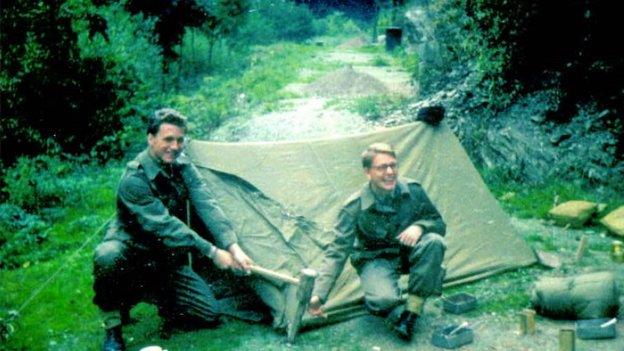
[147,123,185,164]
[365,153,398,194]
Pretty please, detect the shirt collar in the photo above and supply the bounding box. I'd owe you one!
[137,149,189,181]
[360,178,409,210]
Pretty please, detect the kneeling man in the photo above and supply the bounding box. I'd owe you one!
[309,143,446,341]
[93,109,253,351]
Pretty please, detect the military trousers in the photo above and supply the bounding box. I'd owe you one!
[355,233,446,317]
[93,239,219,327]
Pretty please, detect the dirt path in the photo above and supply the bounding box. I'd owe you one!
[210,46,414,142]
[210,42,624,351]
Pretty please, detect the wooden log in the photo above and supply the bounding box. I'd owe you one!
[575,235,588,262]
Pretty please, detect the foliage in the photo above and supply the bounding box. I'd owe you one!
[0,156,119,269]
[236,0,317,44]
[425,0,624,142]
[123,0,222,63]
[299,0,379,22]
[483,168,624,220]
[3,155,80,211]
[313,11,365,39]
[349,95,409,122]
[0,205,50,269]
[0,0,125,167]
[168,43,322,138]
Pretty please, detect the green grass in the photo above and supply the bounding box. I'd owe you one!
[1,163,120,349]
[168,42,333,138]
[348,94,410,121]
[482,169,624,219]
[442,267,545,316]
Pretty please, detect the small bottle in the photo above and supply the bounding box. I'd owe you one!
[611,240,624,263]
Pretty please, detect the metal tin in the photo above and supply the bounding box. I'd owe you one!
[443,293,477,314]
[576,318,617,339]
[524,309,536,334]
[431,324,474,349]
[518,309,536,335]
[558,329,575,351]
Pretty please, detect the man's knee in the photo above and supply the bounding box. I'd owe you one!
[423,233,446,248]
[365,289,401,314]
[416,233,446,255]
[94,241,126,274]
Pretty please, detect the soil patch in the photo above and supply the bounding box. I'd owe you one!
[304,65,389,97]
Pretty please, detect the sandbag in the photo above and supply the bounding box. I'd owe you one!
[548,200,598,228]
[600,205,624,237]
[531,271,619,319]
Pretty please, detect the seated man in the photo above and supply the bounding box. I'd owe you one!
[93,108,253,351]
[308,142,446,341]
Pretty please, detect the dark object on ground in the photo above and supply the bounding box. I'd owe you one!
[386,27,402,51]
[531,271,620,319]
[103,325,125,351]
[443,293,477,314]
[431,323,474,349]
[417,106,445,125]
[392,311,418,341]
[576,318,617,339]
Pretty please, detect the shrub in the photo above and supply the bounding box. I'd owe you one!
[1,155,103,213]
[349,95,409,121]
[0,0,127,166]
[236,0,317,44]
[0,204,49,269]
[314,11,364,38]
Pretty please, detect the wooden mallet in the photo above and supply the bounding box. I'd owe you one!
[249,265,318,343]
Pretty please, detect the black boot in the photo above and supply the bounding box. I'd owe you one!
[392,311,418,341]
[102,325,126,351]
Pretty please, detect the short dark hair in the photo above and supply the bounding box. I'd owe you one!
[147,108,188,135]
[361,143,396,169]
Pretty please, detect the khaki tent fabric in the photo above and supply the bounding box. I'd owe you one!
[187,122,537,328]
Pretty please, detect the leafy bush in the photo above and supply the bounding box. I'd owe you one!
[236,0,317,44]
[3,155,70,211]
[0,204,49,269]
[1,155,111,213]
[349,95,409,121]
[0,0,126,166]
[314,11,364,38]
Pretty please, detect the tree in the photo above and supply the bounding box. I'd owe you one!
[1,0,123,167]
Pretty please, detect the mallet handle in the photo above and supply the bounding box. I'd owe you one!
[249,265,300,285]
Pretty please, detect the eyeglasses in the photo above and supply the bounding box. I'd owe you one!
[371,163,398,172]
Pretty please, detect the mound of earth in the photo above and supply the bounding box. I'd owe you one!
[304,65,389,97]
[337,36,369,49]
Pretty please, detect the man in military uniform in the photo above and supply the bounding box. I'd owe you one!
[93,109,253,351]
[308,142,446,341]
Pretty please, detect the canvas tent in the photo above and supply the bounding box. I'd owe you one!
[187,121,537,329]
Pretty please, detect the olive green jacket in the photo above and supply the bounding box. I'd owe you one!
[313,178,446,301]
[102,149,237,258]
